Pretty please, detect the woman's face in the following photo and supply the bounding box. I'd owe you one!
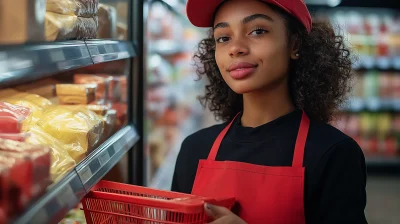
[213,0,297,94]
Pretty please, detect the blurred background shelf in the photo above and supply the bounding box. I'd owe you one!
[12,125,139,224]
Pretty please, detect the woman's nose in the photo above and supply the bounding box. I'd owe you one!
[229,38,249,57]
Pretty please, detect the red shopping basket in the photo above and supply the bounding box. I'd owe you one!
[81,181,235,224]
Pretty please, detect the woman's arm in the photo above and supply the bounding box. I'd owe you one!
[307,138,368,224]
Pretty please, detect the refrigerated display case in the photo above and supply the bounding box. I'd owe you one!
[0,0,144,223]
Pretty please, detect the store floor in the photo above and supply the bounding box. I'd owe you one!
[366,175,400,224]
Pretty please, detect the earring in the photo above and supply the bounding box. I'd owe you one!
[295,53,299,57]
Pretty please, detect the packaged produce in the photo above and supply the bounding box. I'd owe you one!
[0,138,51,207]
[37,106,103,162]
[46,0,98,17]
[0,102,31,133]
[2,93,52,128]
[56,84,97,105]
[45,12,98,41]
[101,109,117,143]
[15,79,58,99]
[98,4,117,39]
[0,0,46,44]
[26,125,76,182]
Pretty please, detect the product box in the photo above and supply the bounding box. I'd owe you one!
[0,0,46,44]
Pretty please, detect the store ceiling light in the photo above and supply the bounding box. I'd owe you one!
[305,0,342,7]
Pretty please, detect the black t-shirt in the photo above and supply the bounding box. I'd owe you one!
[171,110,367,224]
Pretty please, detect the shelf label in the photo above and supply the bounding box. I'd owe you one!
[79,166,93,184]
[104,45,114,54]
[56,184,76,208]
[88,46,100,55]
[80,46,90,57]
[50,49,65,62]
[114,140,123,152]
[31,207,49,224]
[98,151,110,166]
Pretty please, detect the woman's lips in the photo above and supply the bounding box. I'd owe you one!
[227,62,258,80]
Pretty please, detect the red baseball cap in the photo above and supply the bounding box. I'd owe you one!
[186,0,312,33]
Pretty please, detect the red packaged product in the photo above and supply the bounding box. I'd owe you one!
[0,102,31,133]
[0,157,27,218]
[0,138,51,204]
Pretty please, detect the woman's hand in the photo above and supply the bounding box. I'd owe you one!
[204,203,247,224]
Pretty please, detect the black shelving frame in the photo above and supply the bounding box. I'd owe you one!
[0,0,144,223]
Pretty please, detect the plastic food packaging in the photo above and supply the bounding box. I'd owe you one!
[86,104,111,116]
[0,0,46,44]
[0,133,30,142]
[101,109,117,143]
[0,102,31,133]
[56,84,97,105]
[37,106,103,162]
[0,89,20,99]
[46,0,98,17]
[98,4,117,39]
[74,74,113,101]
[0,138,51,208]
[2,93,52,128]
[26,125,76,182]
[0,158,26,219]
[45,12,98,41]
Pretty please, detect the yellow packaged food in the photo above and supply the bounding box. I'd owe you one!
[3,93,52,128]
[56,84,96,104]
[0,88,20,99]
[26,125,76,182]
[37,105,103,162]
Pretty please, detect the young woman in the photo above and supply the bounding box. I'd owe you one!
[172,0,367,223]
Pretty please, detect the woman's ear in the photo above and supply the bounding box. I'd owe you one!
[290,34,301,60]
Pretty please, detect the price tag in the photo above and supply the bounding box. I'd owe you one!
[80,46,90,57]
[88,46,100,55]
[31,208,49,224]
[114,140,123,152]
[104,45,114,54]
[98,151,110,166]
[78,166,93,184]
[50,49,65,62]
[56,184,76,208]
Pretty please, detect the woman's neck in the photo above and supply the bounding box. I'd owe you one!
[241,84,295,128]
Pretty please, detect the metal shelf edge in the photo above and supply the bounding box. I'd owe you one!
[85,40,137,64]
[0,40,138,88]
[75,125,140,191]
[11,125,140,224]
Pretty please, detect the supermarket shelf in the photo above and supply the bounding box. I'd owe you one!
[0,41,91,88]
[12,125,140,224]
[85,40,136,64]
[340,98,400,112]
[0,40,137,88]
[366,156,400,174]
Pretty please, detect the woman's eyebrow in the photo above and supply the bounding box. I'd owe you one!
[214,13,274,30]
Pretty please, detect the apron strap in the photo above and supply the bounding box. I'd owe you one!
[207,112,241,161]
[292,111,310,167]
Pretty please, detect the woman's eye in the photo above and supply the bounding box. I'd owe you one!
[250,28,267,35]
[216,36,230,43]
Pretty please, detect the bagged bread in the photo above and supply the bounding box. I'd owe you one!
[46,0,98,17]
[37,105,103,162]
[26,125,76,182]
[97,4,117,39]
[45,12,98,41]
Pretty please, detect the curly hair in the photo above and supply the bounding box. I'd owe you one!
[194,4,354,123]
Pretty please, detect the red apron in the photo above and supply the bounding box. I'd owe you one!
[191,111,310,224]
